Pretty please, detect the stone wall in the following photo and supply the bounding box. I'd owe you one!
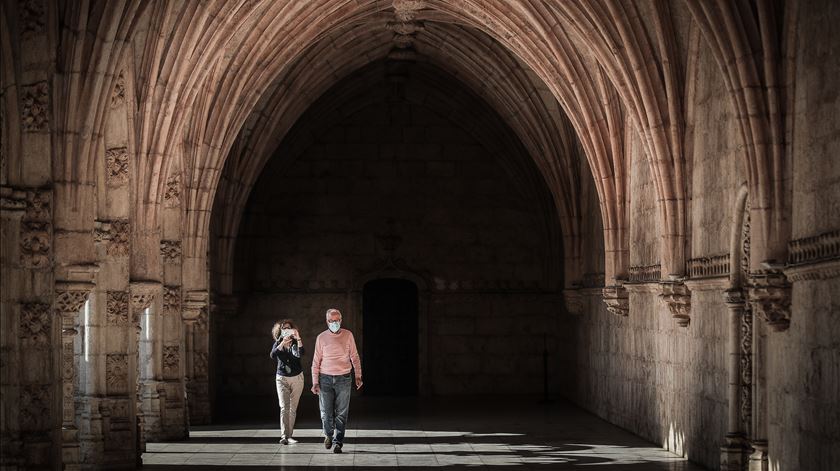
[220,81,563,417]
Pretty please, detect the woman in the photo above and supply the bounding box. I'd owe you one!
[269,319,305,444]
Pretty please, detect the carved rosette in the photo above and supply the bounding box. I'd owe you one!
[20,384,51,431]
[25,188,50,220]
[160,240,182,264]
[660,282,691,327]
[19,303,50,346]
[106,354,129,395]
[748,271,791,332]
[106,290,129,326]
[20,221,50,268]
[93,219,130,257]
[21,81,49,132]
[163,285,181,316]
[162,346,179,378]
[163,173,181,207]
[105,147,129,186]
[602,285,629,317]
[20,0,46,36]
[111,72,126,107]
[562,289,584,316]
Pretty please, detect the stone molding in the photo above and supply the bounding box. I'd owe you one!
[602,285,629,317]
[747,270,791,332]
[628,263,661,283]
[659,281,691,327]
[182,290,208,323]
[623,282,661,293]
[687,254,730,279]
[105,147,129,186]
[160,240,182,263]
[785,259,840,281]
[0,185,28,212]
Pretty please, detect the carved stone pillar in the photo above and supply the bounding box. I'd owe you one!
[747,269,791,331]
[720,289,748,470]
[129,281,156,465]
[602,284,629,317]
[660,281,691,327]
[183,290,209,426]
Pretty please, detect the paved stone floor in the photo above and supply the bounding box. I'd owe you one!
[143,396,707,470]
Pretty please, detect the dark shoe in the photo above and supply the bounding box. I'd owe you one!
[324,435,332,449]
[333,442,343,454]
[279,438,288,445]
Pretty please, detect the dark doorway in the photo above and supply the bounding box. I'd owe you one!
[362,278,419,395]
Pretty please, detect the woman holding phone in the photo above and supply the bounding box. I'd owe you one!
[270,319,305,444]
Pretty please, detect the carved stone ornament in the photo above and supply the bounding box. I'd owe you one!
[660,282,691,327]
[105,147,129,186]
[20,384,50,431]
[162,346,179,378]
[628,264,661,283]
[20,221,50,268]
[93,219,130,257]
[25,188,50,221]
[748,270,791,332]
[194,352,208,379]
[130,281,159,312]
[62,341,75,382]
[106,354,129,395]
[106,290,129,326]
[163,285,181,315]
[160,240,182,263]
[163,173,181,207]
[21,82,49,132]
[602,285,629,317]
[562,289,584,316]
[687,254,730,279]
[0,186,27,212]
[20,0,46,36]
[182,290,208,323]
[111,72,126,107]
[55,289,90,313]
[20,303,50,346]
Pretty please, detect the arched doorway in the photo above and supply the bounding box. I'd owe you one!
[362,278,419,395]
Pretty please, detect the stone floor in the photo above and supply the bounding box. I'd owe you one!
[143,395,707,470]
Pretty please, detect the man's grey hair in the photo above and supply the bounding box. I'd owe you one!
[326,308,342,320]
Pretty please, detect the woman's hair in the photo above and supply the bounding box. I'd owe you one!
[271,319,296,340]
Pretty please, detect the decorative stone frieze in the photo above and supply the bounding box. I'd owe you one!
[788,229,840,265]
[748,270,791,332]
[162,346,179,378]
[562,289,584,316]
[105,147,129,186]
[0,185,28,212]
[163,173,181,207]
[20,384,51,431]
[19,0,46,36]
[111,72,126,107]
[106,290,129,326]
[602,285,629,317]
[105,354,129,395]
[19,303,50,346]
[687,254,730,279]
[163,286,181,315]
[659,281,691,327]
[160,240,182,263]
[55,289,89,316]
[20,221,50,268]
[21,82,49,131]
[628,263,661,283]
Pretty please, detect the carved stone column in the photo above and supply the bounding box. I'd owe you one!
[129,281,156,465]
[183,290,209,426]
[660,280,691,327]
[602,284,629,317]
[720,289,748,470]
[54,280,94,471]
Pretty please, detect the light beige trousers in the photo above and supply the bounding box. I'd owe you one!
[275,373,304,439]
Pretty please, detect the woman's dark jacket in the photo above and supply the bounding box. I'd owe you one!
[270,339,305,377]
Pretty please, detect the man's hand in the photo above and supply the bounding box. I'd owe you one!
[355,376,363,390]
[311,383,320,395]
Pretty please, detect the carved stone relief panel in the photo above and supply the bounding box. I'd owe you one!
[105,147,129,186]
[106,354,129,395]
[21,82,49,132]
[162,346,179,378]
[163,286,181,316]
[111,72,126,107]
[20,221,50,268]
[106,290,129,326]
[20,384,50,431]
[106,220,130,257]
[62,341,74,382]
[55,290,89,314]
[19,0,46,36]
[160,240,182,263]
[19,303,50,346]
[194,352,208,379]
[163,173,181,207]
[660,282,692,327]
[25,189,50,221]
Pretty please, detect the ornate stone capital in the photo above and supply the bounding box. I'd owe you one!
[183,290,209,324]
[602,285,629,317]
[130,281,159,311]
[562,289,584,316]
[748,270,791,332]
[660,281,691,327]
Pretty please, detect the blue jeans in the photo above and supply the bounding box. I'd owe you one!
[318,373,352,443]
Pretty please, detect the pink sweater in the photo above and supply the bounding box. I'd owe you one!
[311,329,362,384]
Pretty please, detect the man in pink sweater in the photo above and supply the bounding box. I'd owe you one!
[310,308,362,453]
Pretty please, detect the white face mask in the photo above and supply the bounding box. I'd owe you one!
[280,329,293,338]
[328,321,341,333]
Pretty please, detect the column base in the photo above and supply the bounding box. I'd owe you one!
[720,434,746,471]
[748,441,768,471]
